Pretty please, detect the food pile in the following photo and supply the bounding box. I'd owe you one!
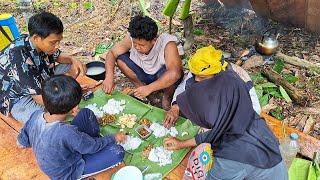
[85,103,104,118]
[142,144,153,159]
[149,123,178,138]
[102,99,126,115]
[85,98,126,118]
[148,146,173,166]
[121,135,142,151]
[118,114,137,128]
[98,114,116,126]
[140,118,152,127]
[136,125,152,139]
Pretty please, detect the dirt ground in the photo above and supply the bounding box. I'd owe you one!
[1,0,319,139]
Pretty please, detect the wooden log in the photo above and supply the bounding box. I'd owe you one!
[262,112,320,159]
[303,116,315,134]
[296,114,308,131]
[296,107,320,115]
[261,67,308,105]
[275,52,320,74]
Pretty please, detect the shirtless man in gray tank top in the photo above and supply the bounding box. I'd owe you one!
[101,15,182,110]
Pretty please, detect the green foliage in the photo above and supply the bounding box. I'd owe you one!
[272,59,299,84]
[83,1,93,10]
[251,73,266,84]
[193,28,204,36]
[270,107,284,120]
[273,59,285,74]
[21,25,28,33]
[110,0,118,6]
[251,73,291,108]
[283,73,298,83]
[279,86,292,103]
[52,0,63,8]
[162,0,180,17]
[259,94,269,107]
[70,2,78,9]
[260,82,277,88]
[95,43,113,55]
[139,0,149,16]
[179,0,191,20]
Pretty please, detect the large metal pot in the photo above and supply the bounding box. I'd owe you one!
[255,28,279,56]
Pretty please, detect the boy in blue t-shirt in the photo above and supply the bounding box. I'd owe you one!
[17,75,127,179]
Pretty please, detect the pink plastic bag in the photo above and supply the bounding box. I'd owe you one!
[183,143,213,180]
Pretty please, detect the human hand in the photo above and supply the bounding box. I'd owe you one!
[133,85,152,99]
[81,80,103,92]
[163,105,179,128]
[102,77,115,94]
[163,137,182,150]
[122,87,134,95]
[71,59,86,76]
[114,132,127,143]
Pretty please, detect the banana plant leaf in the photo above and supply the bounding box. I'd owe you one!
[79,89,200,176]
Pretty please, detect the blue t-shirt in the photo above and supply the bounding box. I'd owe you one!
[17,110,116,179]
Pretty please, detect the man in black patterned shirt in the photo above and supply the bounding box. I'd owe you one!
[0,12,86,123]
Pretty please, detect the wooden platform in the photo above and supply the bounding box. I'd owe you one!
[0,75,319,179]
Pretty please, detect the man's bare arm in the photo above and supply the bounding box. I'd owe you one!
[101,35,132,93]
[147,42,182,92]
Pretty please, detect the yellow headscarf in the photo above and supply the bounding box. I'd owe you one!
[188,46,228,76]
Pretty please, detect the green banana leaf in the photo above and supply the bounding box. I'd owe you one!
[79,89,200,176]
[179,0,191,20]
[163,0,180,17]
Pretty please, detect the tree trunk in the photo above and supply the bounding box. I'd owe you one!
[183,15,194,50]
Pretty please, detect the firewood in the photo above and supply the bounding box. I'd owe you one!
[296,107,320,115]
[261,67,308,105]
[288,115,300,127]
[296,115,308,131]
[275,52,320,74]
[303,116,315,134]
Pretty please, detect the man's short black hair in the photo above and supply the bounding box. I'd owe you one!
[28,11,63,38]
[42,75,82,115]
[128,15,158,41]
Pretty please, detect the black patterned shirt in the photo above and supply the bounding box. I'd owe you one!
[0,34,60,115]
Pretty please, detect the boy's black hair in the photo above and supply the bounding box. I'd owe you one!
[128,15,158,41]
[42,75,82,115]
[28,12,63,38]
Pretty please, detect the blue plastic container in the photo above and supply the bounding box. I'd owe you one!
[0,14,20,50]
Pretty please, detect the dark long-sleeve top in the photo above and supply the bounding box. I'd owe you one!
[17,110,116,179]
[177,70,282,169]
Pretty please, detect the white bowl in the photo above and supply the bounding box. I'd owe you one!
[112,166,143,180]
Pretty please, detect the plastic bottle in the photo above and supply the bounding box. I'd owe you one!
[280,133,300,169]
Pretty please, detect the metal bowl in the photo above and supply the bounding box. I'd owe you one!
[85,61,106,81]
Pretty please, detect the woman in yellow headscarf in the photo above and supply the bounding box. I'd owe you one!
[162,45,287,180]
[163,45,261,128]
